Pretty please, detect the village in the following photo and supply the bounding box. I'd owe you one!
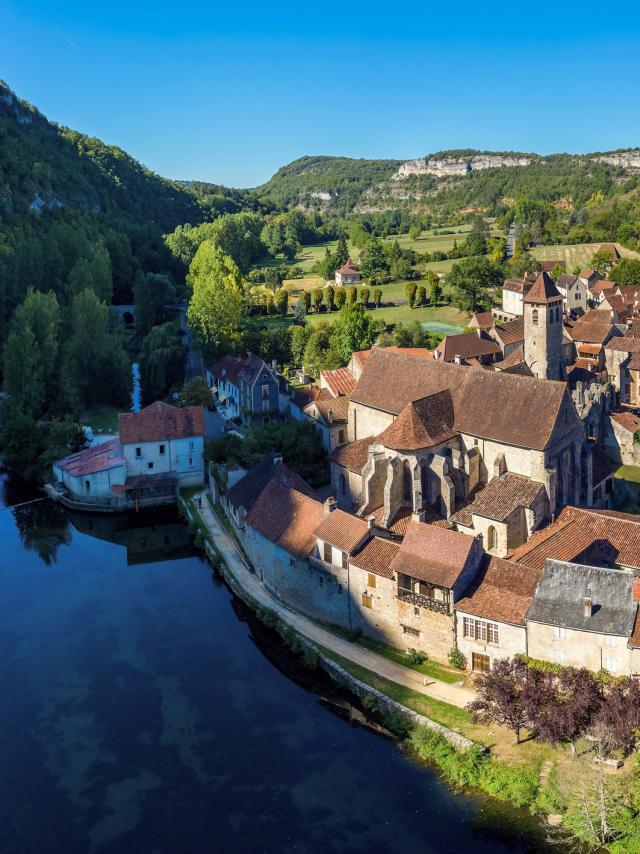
[50,242,640,682]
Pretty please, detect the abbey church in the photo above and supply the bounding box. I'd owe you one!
[330,273,610,557]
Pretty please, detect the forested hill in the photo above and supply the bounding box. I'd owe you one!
[258,149,640,216]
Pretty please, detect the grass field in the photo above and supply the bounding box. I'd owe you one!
[305,302,468,332]
[80,406,119,434]
[530,242,640,272]
[615,464,640,484]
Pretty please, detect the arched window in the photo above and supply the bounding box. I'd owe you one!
[556,306,561,322]
[532,309,538,326]
[549,306,554,323]
[487,525,498,552]
[339,473,346,495]
[402,460,412,503]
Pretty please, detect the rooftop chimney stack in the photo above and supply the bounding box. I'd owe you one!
[324,496,338,515]
[411,510,426,524]
[583,588,593,619]
[273,454,283,466]
[367,515,376,529]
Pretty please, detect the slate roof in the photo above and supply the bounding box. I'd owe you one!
[455,473,545,523]
[330,436,375,473]
[245,472,323,558]
[390,521,477,588]
[377,390,457,451]
[435,332,500,362]
[526,559,636,637]
[313,508,370,554]
[55,438,124,477]
[309,393,349,425]
[510,505,640,571]
[119,401,205,445]
[227,457,314,512]
[524,271,563,304]
[351,348,574,451]
[207,354,246,385]
[349,536,400,579]
[557,273,579,291]
[455,556,542,626]
[321,367,357,397]
[239,353,274,385]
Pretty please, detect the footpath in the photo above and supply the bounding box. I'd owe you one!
[195,492,476,710]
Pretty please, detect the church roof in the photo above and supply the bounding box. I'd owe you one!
[351,348,573,451]
[377,390,457,451]
[523,271,563,304]
[336,257,359,274]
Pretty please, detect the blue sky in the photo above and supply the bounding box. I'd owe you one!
[4,1,640,187]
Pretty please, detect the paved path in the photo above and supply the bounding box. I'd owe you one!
[196,493,476,710]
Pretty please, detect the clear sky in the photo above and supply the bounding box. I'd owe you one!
[4,0,640,187]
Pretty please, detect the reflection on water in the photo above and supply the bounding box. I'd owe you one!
[0,495,558,854]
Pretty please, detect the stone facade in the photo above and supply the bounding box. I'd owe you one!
[455,612,527,670]
[526,621,633,676]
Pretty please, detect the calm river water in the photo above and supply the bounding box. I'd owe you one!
[0,471,556,854]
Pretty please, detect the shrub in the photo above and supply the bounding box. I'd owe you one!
[448,648,467,670]
[408,648,427,665]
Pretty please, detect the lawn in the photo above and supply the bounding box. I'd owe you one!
[614,464,640,484]
[80,406,120,434]
[305,302,469,332]
[354,636,463,684]
[530,242,640,272]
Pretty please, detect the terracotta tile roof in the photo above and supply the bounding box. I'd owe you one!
[604,335,640,353]
[378,390,457,451]
[330,436,375,473]
[491,317,524,349]
[495,344,525,370]
[610,409,640,433]
[567,311,617,345]
[541,259,566,273]
[370,505,413,536]
[55,438,124,477]
[599,243,621,260]
[503,276,534,294]
[459,473,545,523]
[313,508,370,554]
[351,350,371,371]
[470,311,494,329]
[321,367,357,397]
[349,536,400,579]
[245,471,324,558]
[308,393,349,425]
[628,606,640,649]
[385,346,435,360]
[390,520,478,588]
[336,257,359,274]
[292,386,320,410]
[119,402,205,445]
[456,556,542,626]
[227,456,313,512]
[510,505,640,571]
[435,332,500,362]
[207,354,246,385]
[577,343,602,356]
[602,294,630,315]
[524,271,563,304]
[580,268,596,278]
[591,280,616,296]
[351,349,575,451]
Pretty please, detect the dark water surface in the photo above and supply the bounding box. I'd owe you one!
[0,473,555,854]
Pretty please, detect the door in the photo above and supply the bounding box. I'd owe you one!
[472,652,491,673]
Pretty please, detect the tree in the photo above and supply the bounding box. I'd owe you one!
[334,236,349,269]
[266,292,275,315]
[360,236,388,280]
[138,322,186,405]
[323,285,335,312]
[290,324,313,365]
[373,287,382,307]
[303,323,342,377]
[330,304,378,363]
[183,376,213,407]
[360,287,370,306]
[409,224,422,241]
[592,677,640,753]
[334,288,346,309]
[301,290,312,313]
[537,668,602,754]
[311,288,324,313]
[447,257,502,312]
[467,658,529,744]
[405,282,417,308]
[8,288,61,407]
[507,252,538,278]
[65,245,113,304]
[273,288,289,316]
[425,271,441,304]
[2,325,44,417]
[590,248,616,277]
[134,271,156,338]
[416,286,426,306]
[610,257,640,284]
[187,244,244,353]
[551,264,565,282]
[208,211,265,273]
[348,286,358,305]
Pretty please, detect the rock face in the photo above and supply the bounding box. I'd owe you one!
[393,154,532,180]
[593,150,640,171]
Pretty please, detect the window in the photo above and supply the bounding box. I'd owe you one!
[556,306,561,321]
[487,525,498,552]
[338,429,345,444]
[85,479,91,495]
[361,593,372,609]
[402,625,420,637]
[159,444,166,456]
[188,457,193,467]
[553,626,566,640]
[549,309,554,324]
[323,542,332,563]
[135,447,141,458]
[189,440,194,450]
[463,617,499,644]
[261,383,269,399]
[368,573,377,589]
[532,309,538,326]
[414,606,420,616]
[147,462,154,470]
[341,551,348,570]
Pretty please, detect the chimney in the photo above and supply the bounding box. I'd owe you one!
[434,349,441,360]
[411,510,426,524]
[324,496,338,515]
[367,515,376,529]
[327,408,333,425]
[632,577,640,603]
[583,588,593,619]
[454,354,462,365]
[273,454,283,466]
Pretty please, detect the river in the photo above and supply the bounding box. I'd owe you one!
[0,471,556,854]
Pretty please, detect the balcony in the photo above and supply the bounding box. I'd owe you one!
[397,587,450,615]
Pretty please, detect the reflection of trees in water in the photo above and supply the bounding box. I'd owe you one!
[12,500,71,566]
